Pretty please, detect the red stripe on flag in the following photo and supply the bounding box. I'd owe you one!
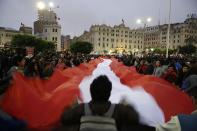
[110,58,195,122]
[1,58,102,129]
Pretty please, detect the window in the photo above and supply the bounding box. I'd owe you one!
[107,43,108,47]
[111,39,114,42]
[45,29,47,32]
[107,39,109,41]
[121,39,123,42]
[98,43,100,46]
[45,37,47,40]
[98,38,100,41]
[112,44,114,48]
[103,43,105,47]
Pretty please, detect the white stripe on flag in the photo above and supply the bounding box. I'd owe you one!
[79,59,165,127]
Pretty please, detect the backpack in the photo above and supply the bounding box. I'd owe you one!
[80,103,117,131]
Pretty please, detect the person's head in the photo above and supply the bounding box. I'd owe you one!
[168,64,176,71]
[140,60,144,65]
[13,55,26,67]
[90,75,112,102]
[155,60,161,67]
[182,64,190,73]
[146,59,152,64]
[58,58,64,64]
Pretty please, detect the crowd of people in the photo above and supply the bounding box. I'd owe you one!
[0,49,197,130]
[117,54,197,91]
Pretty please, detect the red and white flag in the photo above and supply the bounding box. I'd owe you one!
[1,58,194,129]
[80,59,194,127]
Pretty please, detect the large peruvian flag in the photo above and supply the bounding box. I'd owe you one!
[0,58,195,129]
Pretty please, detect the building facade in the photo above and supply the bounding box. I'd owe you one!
[77,23,144,54]
[77,16,197,54]
[34,9,61,51]
[145,15,197,51]
[0,25,32,48]
[61,35,71,51]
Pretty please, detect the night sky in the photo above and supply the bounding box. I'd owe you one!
[0,0,197,37]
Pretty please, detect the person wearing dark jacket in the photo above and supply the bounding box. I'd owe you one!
[144,59,154,75]
[161,64,177,84]
[60,75,155,131]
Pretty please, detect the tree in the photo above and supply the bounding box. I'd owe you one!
[70,41,93,54]
[178,44,196,55]
[11,34,56,53]
[153,48,162,54]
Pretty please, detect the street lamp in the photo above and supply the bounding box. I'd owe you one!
[147,17,152,23]
[37,1,46,10]
[136,19,142,24]
[136,17,152,53]
[136,17,152,27]
[49,2,54,8]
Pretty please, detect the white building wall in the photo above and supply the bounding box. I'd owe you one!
[34,9,61,51]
